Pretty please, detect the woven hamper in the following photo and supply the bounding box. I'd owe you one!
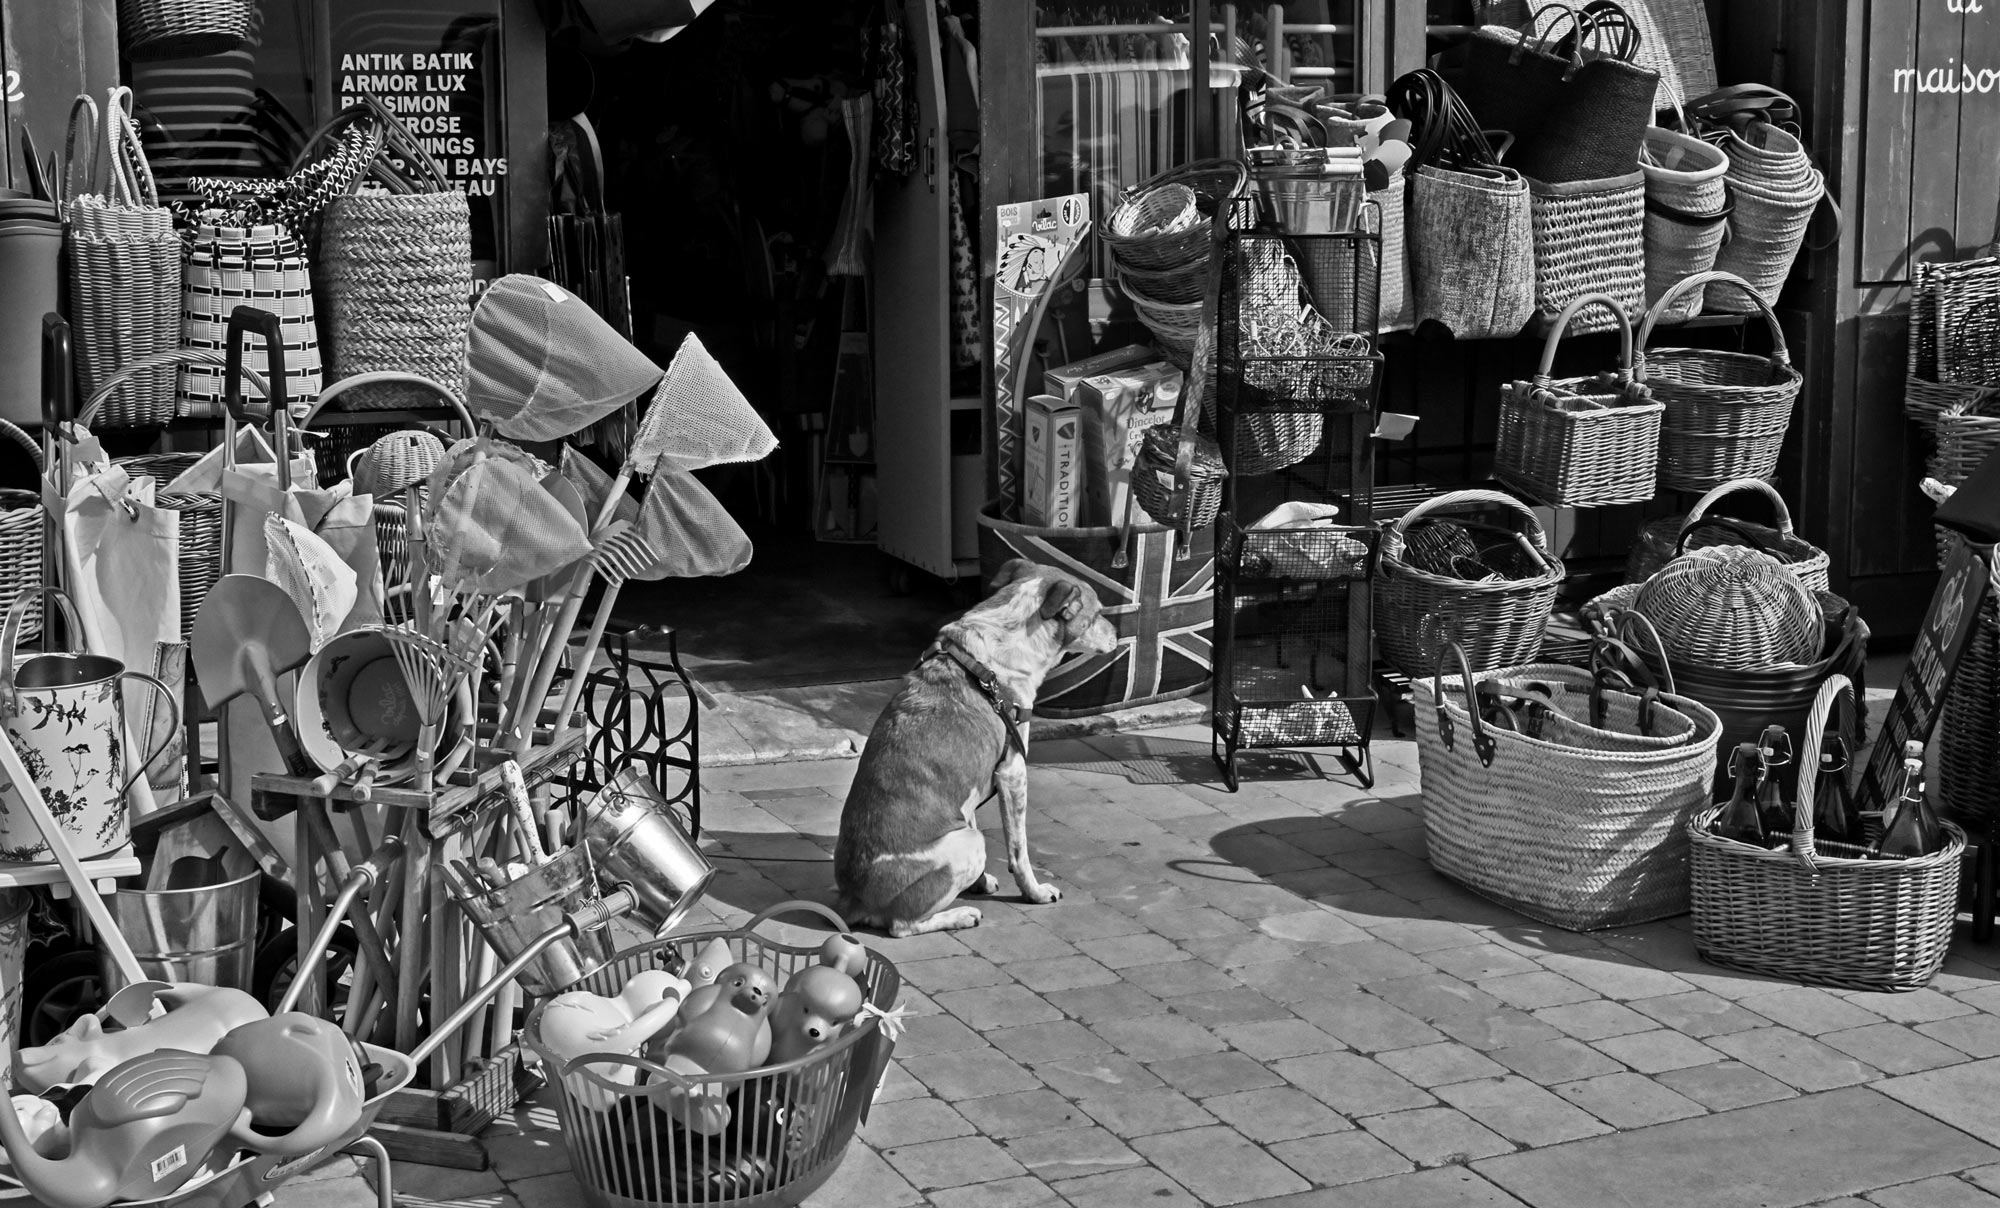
[1376,489,1564,678]
[1528,171,1646,334]
[1629,545,1825,672]
[1711,168,1824,310]
[1627,477,1830,591]
[1495,292,1662,508]
[1415,643,1723,931]
[1637,271,1804,491]
[1906,257,2000,442]
[119,0,253,60]
[1690,675,1963,991]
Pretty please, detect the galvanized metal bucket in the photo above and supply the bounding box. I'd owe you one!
[101,866,260,994]
[581,764,714,937]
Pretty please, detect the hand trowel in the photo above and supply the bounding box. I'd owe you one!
[193,574,319,780]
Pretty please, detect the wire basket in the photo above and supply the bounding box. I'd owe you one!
[1495,292,1663,508]
[1627,477,1830,590]
[1630,545,1825,671]
[524,902,902,1208]
[1102,159,1249,275]
[1690,675,1964,991]
[1376,489,1564,678]
[1636,271,1804,491]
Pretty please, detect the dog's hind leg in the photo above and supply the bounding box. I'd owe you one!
[883,824,991,936]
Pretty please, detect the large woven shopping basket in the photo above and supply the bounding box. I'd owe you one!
[1494,292,1662,508]
[1636,271,1804,492]
[1415,639,1722,931]
[1690,674,1963,991]
[1376,489,1564,677]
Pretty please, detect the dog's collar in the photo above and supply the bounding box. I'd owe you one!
[922,640,1032,729]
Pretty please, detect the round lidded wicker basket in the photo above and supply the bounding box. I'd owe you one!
[1631,544,1825,671]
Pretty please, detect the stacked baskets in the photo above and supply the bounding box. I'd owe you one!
[1636,272,1803,492]
[1626,477,1831,591]
[1103,160,1248,372]
[1639,125,1731,323]
[1709,122,1826,310]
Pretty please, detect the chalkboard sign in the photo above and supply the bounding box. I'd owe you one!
[1860,536,1992,813]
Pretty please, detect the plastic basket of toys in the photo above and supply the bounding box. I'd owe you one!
[522,900,905,1208]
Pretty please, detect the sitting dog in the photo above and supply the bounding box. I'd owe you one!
[835,559,1116,936]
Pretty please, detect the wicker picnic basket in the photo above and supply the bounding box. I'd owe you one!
[1495,292,1662,508]
[0,422,44,638]
[1376,489,1565,678]
[1639,125,1731,324]
[1528,171,1646,334]
[1627,477,1831,591]
[119,0,253,60]
[1690,674,1963,992]
[1636,271,1804,491]
[1415,640,1723,931]
[1906,256,2000,441]
[1132,424,1227,530]
[1631,545,1825,672]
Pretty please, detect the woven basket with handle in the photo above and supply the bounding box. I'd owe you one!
[1376,489,1565,678]
[1103,159,1249,277]
[1495,292,1662,508]
[1689,674,1964,992]
[1627,477,1831,591]
[1637,271,1804,491]
[1906,255,2000,442]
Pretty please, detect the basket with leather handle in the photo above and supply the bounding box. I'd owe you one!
[1627,477,1830,590]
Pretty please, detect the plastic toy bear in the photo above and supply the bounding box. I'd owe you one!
[768,965,865,1064]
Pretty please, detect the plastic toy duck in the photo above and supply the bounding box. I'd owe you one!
[538,970,691,1111]
[816,933,870,981]
[768,965,865,1064]
[684,938,734,988]
[13,985,269,1093]
[650,964,776,1134]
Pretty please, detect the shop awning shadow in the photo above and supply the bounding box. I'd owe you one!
[1033,733,1332,787]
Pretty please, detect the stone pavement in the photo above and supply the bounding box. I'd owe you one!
[309,721,2000,1208]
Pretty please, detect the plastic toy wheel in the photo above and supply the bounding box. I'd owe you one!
[253,924,359,1015]
[20,950,105,1045]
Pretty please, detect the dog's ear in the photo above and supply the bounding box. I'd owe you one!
[1041,579,1086,622]
[989,558,1039,593]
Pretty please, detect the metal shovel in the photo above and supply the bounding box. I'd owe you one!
[192,574,318,778]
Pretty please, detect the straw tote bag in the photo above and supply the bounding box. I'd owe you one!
[63,90,182,427]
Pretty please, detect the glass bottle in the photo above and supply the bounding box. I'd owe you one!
[1713,742,1768,846]
[1875,741,1942,860]
[1755,725,1794,841]
[1811,731,1861,847]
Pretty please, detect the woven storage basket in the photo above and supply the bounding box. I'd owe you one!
[1711,168,1824,310]
[0,423,44,638]
[119,0,253,60]
[1627,477,1831,591]
[1410,163,1536,340]
[1632,545,1825,671]
[1376,489,1565,678]
[180,218,322,414]
[1495,292,1663,507]
[1120,274,1204,362]
[316,101,473,409]
[1103,159,1248,275]
[1132,424,1226,531]
[1927,257,2000,387]
[1636,271,1804,491]
[1528,171,1647,335]
[1906,257,2000,441]
[1938,593,2000,828]
[1415,642,1723,931]
[63,91,181,427]
[1690,675,1964,991]
[1927,396,2000,567]
[1640,126,1731,324]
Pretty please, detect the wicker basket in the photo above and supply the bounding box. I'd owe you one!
[1627,477,1831,591]
[1711,168,1824,311]
[1640,127,1731,324]
[1415,643,1723,931]
[1906,257,2000,441]
[1928,257,2000,387]
[0,422,44,639]
[1631,545,1825,672]
[118,0,253,60]
[1376,489,1565,678]
[1103,159,1248,275]
[1119,273,1204,363]
[1131,424,1226,531]
[1636,271,1805,492]
[1528,171,1647,334]
[1938,593,2000,828]
[1495,292,1663,508]
[180,218,323,414]
[1690,674,1964,992]
[1928,396,2000,567]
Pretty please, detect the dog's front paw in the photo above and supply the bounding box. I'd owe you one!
[1020,880,1062,905]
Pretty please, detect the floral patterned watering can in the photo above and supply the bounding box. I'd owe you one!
[0,588,178,862]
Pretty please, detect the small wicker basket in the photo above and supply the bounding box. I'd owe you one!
[1631,545,1826,672]
[0,422,44,639]
[118,0,254,60]
[1103,159,1248,276]
[1637,271,1804,491]
[1495,293,1662,508]
[1132,425,1227,532]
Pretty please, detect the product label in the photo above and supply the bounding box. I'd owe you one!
[151,1146,188,1184]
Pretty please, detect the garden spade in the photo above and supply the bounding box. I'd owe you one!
[192,574,318,779]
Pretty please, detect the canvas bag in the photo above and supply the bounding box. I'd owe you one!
[1457,2,1659,184]
[1410,164,1536,339]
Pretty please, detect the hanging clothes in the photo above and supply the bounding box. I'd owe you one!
[940,6,983,370]
[871,1,916,177]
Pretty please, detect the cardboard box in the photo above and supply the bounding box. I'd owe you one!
[1022,394,1083,528]
[1043,344,1158,407]
[1076,362,1186,527]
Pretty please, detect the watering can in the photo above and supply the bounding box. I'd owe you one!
[0,588,178,861]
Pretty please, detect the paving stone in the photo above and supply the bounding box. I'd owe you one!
[485,1129,571,1181]
[1171,989,1296,1032]
[1537,952,1694,1001]
[902,954,1017,994]
[1709,1028,1881,1091]
[875,1061,930,1103]
[928,1175,1069,1208]
[1653,1060,1798,1110]
[1425,943,1542,982]
[884,1136,1030,1190]
[1969,1164,2000,1196]
[1047,981,1169,1022]
[1211,1017,1347,1061]
[938,984,1068,1031]
[959,923,1083,965]
[1205,879,1334,922]
[1489,1038,1625,1085]
[1122,960,1241,999]
[1289,823,1390,858]
[1181,931,1314,970]
[895,1012,992,1056]
[1214,830,1327,875]
[901,1049,1044,1100]
[1048,1166,1199,1208]
[1842,987,1976,1024]
[990,1020,1118,1064]
[1308,940,1437,984]
[1077,1089,1219,1138]
[1151,1050,1287,1098]
[1589,1028,1722,1074]
[1434,1075,1612,1147]
[1360,1106,1516,1166]
[1329,845,1431,879]
[1435,1008,1566,1052]
[1876,1058,2000,1146]
[1146,906,1252,940]
[386,1158,505,1200]
[1270,866,1378,900]
[1866,1175,2000,1207]
[1921,1013,2000,1059]
[1132,1125,1316,1205]
[1266,1131,1417,1190]
[1472,970,1596,1012]
[1274,1050,1436,1115]
[1335,799,1423,833]
[1532,999,1658,1042]
[956,1090,1093,1140]
[997,954,1120,993]
[1820,1022,1970,1075]
[1366,918,1489,954]
[1004,1126,1145,1182]
[1376,1041,1509,1088]
[1204,1086,1353,1144]
[1369,972,1507,1021]
[801,1143,927,1207]
[1036,900,1152,940]
[1292,990,1446,1052]
[1260,908,1375,946]
[1233,958,1362,1004]
[1252,1166,1524,1206]
[1076,932,1190,970]
[1091,1012,1228,1061]
[1472,1086,2000,1208]
[1743,986,1887,1035]
[1552,1072,1706,1128]
[278,1176,398,1208]
[861,1098,978,1147]
[1629,990,1773,1038]
[1031,1055,1167,1098]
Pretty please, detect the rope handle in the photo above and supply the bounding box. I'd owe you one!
[1787,672,1856,872]
[1383,489,1552,565]
[61,94,100,207]
[1635,270,1792,375]
[1679,476,1796,540]
[303,373,477,431]
[1532,292,1639,383]
[76,349,270,430]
